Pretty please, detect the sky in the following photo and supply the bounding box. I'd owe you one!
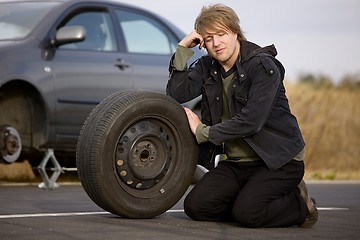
[116,0,360,83]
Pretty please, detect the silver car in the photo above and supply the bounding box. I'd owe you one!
[0,0,202,163]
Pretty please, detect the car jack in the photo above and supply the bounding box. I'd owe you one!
[36,149,77,190]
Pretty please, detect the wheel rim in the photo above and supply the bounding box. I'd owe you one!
[115,119,175,193]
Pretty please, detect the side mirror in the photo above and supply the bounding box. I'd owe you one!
[54,25,86,46]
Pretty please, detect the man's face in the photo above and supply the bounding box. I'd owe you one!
[202,26,239,69]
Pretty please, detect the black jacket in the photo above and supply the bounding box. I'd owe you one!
[167,40,305,171]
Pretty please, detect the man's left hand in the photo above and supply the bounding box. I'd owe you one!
[184,107,202,135]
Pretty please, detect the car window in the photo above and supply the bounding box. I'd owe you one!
[115,9,177,55]
[60,11,116,51]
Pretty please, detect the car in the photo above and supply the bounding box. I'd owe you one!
[0,0,203,164]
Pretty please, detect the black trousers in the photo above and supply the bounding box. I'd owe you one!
[184,160,308,228]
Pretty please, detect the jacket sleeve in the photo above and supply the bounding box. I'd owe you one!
[208,55,282,145]
[166,48,206,104]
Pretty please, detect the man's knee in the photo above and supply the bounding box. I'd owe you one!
[183,193,204,220]
[184,192,229,221]
[232,204,263,228]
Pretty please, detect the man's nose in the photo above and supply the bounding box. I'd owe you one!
[213,35,220,46]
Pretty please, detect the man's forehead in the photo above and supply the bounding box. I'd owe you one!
[202,25,230,36]
[202,26,231,36]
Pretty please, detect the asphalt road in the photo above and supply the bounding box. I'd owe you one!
[0,181,359,240]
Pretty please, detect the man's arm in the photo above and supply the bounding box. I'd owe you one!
[166,31,205,103]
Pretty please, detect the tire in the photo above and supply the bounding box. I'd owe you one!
[76,90,198,218]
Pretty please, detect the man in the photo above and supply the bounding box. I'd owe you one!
[166,4,318,228]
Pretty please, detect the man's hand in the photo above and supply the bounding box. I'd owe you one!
[179,30,205,49]
[184,107,202,135]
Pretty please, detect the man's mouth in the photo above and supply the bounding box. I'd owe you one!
[215,48,225,54]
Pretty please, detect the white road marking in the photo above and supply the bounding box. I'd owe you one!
[318,207,349,211]
[166,209,185,213]
[0,207,348,219]
[0,211,109,219]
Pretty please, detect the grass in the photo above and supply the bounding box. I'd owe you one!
[285,81,360,179]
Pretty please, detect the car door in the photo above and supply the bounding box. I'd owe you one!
[52,8,133,143]
[114,8,178,93]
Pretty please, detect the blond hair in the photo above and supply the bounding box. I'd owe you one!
[195,4,246,42]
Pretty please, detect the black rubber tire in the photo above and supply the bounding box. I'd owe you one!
[76,90,198,218]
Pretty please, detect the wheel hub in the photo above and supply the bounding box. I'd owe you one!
[115,120,172,190]
[0,125,22,163]
[130,139,164,180]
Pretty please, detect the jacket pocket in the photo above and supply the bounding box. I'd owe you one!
[234,91,248,107]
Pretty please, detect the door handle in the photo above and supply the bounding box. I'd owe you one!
[114,59,130,70]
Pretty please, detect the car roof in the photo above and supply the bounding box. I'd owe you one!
[0,0,150,11]
[0,0,157,16]
[0,0,143,10]
[0,0,186,42]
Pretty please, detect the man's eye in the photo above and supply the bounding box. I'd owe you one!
[205,38,212,42]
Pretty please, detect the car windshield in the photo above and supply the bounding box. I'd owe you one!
[0,2,60,40]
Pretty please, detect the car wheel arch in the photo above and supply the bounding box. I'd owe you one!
[0,80,48,150]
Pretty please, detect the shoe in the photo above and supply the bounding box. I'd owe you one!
[297,180,319,228]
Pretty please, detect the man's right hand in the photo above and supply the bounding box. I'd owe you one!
[179,30,204,49]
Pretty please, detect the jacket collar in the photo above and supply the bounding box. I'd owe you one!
[240,40,278,63]
[206,40,278,84]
